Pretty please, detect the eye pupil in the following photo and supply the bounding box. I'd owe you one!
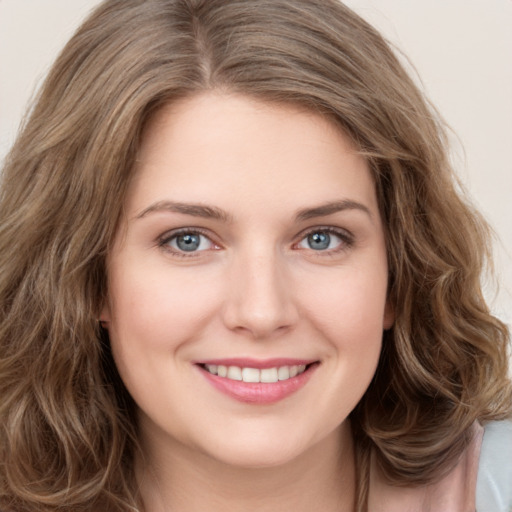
[307,232,330,250]
[177,233,201,251]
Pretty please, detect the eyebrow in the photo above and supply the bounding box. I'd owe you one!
[136,200,232,222]
[294,200,372,221]
[135,198,372,223]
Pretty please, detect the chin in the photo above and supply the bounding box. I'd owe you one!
[208,445,304,470]
[195,426,327,470]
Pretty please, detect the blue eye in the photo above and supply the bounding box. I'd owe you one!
[161,231,214,253]
[306,232,331,250]
[175,233,201,251]
[298,230,345,251]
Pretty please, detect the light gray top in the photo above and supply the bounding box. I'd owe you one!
[476,419,512,512]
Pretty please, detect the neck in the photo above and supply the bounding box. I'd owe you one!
[136,421,356,512]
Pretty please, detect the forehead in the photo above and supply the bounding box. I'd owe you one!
[127,92,377,218]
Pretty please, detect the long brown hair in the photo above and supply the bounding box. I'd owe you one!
[1,1,510,511]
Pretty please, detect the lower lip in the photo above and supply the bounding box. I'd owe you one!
[198,364,318,404]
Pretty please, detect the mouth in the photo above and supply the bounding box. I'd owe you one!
[195,359,319,404]
[201,363,309,383]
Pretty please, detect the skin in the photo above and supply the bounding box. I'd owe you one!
[101,92,393,512]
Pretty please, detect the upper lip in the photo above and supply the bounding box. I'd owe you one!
[194,358,317,369]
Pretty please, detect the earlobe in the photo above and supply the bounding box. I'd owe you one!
[383,300,395,330]
[99,304,111,328]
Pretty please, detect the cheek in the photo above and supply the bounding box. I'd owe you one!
[105,267,225,402]
[300,265,389,341]
[106,261,230,353]
[307,269,387,402]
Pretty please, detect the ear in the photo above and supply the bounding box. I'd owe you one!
[383,299,395,330]
[99,303,111,328]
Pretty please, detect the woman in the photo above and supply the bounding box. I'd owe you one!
[0,1,510,511]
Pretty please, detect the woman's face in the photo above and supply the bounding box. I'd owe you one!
[102,93,393,468]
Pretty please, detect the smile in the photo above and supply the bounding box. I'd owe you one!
[196,359,319,404]
[203,364,307,383]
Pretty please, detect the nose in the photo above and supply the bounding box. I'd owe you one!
[222,249,299,339]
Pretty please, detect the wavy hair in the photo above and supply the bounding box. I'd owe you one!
[0,0,510,511]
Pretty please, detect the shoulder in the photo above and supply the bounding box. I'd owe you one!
[476,418,512,512]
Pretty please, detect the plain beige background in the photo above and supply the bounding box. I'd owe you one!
[0,0,511,326]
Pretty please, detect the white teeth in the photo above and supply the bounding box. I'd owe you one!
[227,366,242,381]
[242,367,260,383]
[260,367,279,383]
[204,364,309,382]
[277,366,290,381]
[205,364,218,375]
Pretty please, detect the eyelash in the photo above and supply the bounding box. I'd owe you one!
[158,228,218,258]
[295,226,354,255]
[157,226,354,257]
